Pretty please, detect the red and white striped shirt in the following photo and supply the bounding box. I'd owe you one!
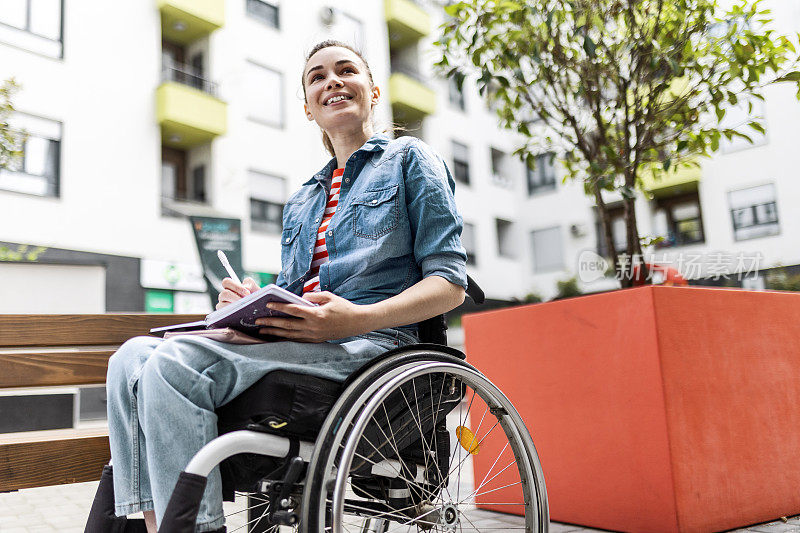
[303,167,344,294]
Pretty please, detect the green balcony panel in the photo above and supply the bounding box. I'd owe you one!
[158,0,224,44]
[385,0,431,48]
[156,82,227,149]
[641,160,701,197]
[389,72,436,122]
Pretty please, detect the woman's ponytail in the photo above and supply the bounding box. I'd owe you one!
[321,130,335,157]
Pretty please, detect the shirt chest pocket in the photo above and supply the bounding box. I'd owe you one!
[280,224,303,279]
[352,185,399,239]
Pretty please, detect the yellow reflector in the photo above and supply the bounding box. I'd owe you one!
[456,426,480,455]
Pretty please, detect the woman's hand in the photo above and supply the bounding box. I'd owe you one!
[216,277,259,310]
[254,291,370,343]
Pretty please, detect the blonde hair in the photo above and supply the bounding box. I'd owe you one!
[301,40,375,157]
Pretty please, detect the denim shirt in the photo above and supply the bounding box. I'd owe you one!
[275,134,467,307]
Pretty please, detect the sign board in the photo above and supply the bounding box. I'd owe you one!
[144,289,174,313]
[189,216,243,307]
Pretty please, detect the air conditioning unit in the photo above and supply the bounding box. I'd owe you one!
[320,6,336,26]
[570,223,587,238]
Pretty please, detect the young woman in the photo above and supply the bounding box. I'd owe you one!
[88,40,467,533]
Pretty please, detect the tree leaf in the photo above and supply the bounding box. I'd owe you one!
[748,121,766,134]
[774,71,800,83]
[583,35,597,57]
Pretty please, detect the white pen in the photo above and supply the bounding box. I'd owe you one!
[217,250,242,285]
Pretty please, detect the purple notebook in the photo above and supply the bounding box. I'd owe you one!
[150,284,317,339]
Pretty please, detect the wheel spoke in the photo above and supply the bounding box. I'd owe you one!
[410,378,434,486]
[327,495,422,523]
[474,441,510,494]
[352,434,440,502]
[470,480,523,499]
[461,459,518,505]
[454,402,488,503]
[430,373,455,502]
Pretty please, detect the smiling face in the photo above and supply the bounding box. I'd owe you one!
[303,46,380,135]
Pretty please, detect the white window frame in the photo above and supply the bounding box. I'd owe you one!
[245,59,285,128]
[0,0,64,58]
[0,111,62,197]
[728,183,780,241]
[246,0,280,29]
[249,170,285,234]
[531,226,565,273]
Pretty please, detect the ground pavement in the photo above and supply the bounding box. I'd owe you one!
[1,480,799,532]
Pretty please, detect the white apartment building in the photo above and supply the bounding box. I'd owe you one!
[428,0,800,300]
[1,0,799,317]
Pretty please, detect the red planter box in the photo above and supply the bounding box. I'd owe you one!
[463,286,800,533]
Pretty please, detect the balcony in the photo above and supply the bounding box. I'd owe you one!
[640,160,701,198]
[384,0,430,48]
[389,72,436,122]
[158,0,224,44]
[157,63,227,149]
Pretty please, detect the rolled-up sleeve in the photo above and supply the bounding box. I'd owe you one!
[403,140,468,289]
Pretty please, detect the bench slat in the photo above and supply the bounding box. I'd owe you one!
[0,433,109,491]
[0,314,205,347]
[0,350,114,388]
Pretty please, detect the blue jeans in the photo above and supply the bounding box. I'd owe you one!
[106,328,417,532]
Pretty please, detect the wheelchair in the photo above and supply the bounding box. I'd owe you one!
[158,277,549,532]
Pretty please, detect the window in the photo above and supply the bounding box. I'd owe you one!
[249,170,285,234]
[527,153,556,195]
[728,184,779,241]
[246,0,279,29]
[245,60,284,127]
[452,141,470,185]
[653,192,705,247]
[0,0,63,58]
[191,166,207,203]
[490,148,512,188]
[161,148,207,209]
[448,76,465,111]
[530,226,564,273]
[462,222,477,266]
[0,112,61,197]
[495,218,516,259]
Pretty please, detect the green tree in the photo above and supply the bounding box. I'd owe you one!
[437,0,800,286]
[0,78,24,170]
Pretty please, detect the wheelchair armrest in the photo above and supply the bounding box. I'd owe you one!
[466,275,484,304]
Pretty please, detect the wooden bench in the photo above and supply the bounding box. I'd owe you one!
[0,314,204,493]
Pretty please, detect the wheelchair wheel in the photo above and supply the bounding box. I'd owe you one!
[300,350,549,533]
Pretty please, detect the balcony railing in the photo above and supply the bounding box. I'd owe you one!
[161,61,218,97]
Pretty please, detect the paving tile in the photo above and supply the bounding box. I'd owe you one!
[750,523,800,533]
